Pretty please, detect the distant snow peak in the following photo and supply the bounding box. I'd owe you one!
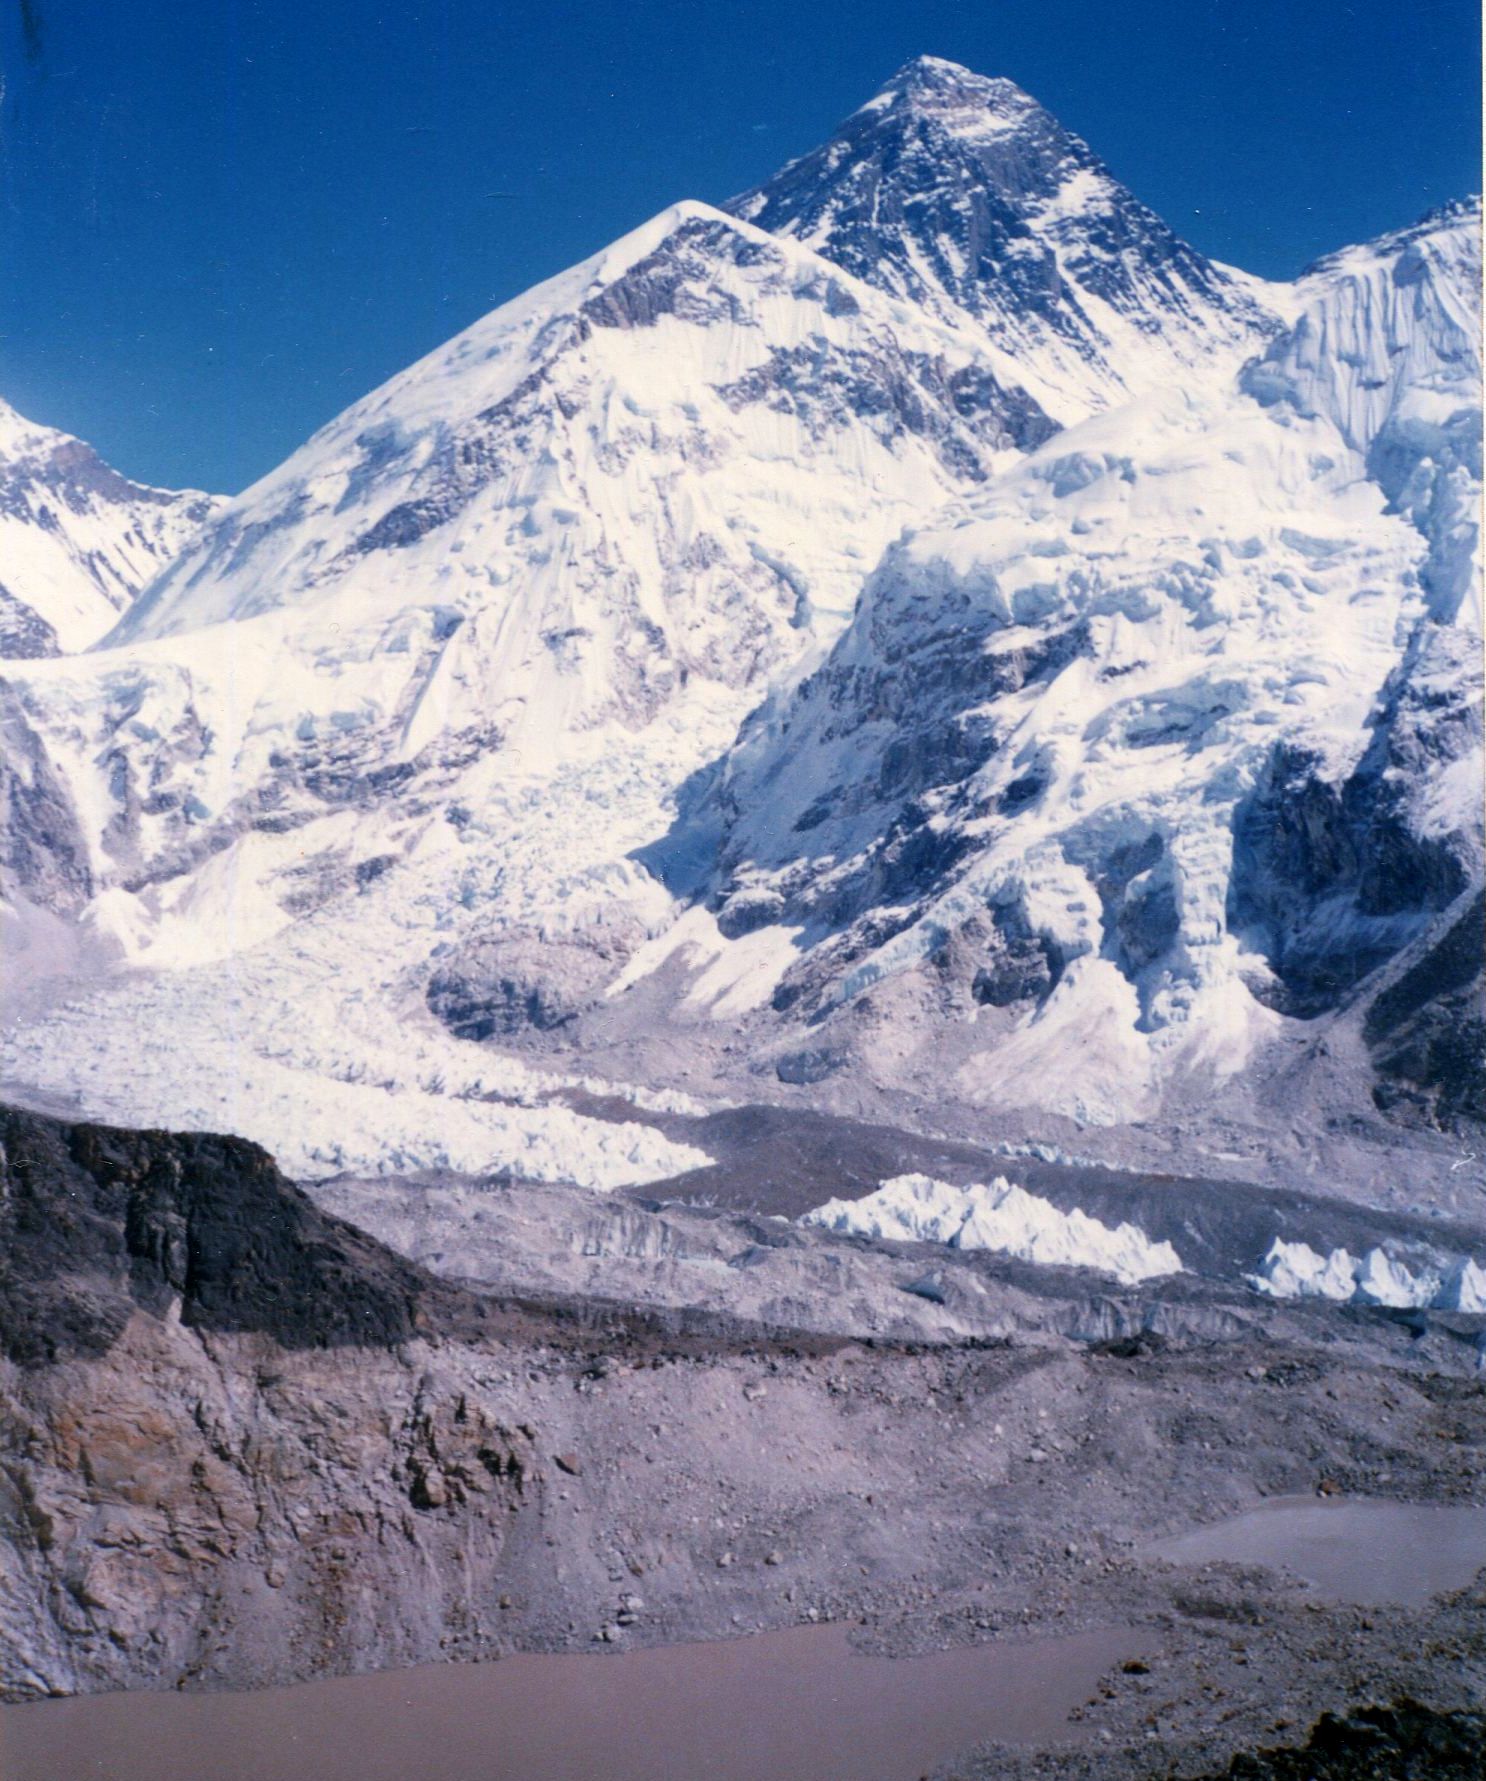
[0,396,221,657]
[801,1172,1183,1284]
[854,55,1041,131]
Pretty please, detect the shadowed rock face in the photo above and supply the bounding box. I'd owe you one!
[0,702,96,914]
[0,1105,541,1702]
[0,1104,429,1365]
[1228,638,1480,1022]
[0,587,59,659]
[425,928,640,1040]
[1364,889,1486,1131]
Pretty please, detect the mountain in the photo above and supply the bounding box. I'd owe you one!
[729,55,1281,418]
[0,61,1478,1201]
[0,190,1059,1182]
[623,198,1482,1142]
[0,396,220,658]
[111,200,1054,660]
[2,198,1056,935]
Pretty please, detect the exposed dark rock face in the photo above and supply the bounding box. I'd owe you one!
[715,336,1058,468]
[1364,889,1486,1131]
[966,900,1068,1008]
[0,1105,430,1366]
[0,436,214,526]
[581,215,774,330]
[1228,636,1479,1020]
[729,56,1273,387]
[0,587,60,659]
[0,693,96,913]
[0,1105,538,1700]
[426,928,640,1041]
[586,215,1059,468]
[708,615,1092,956]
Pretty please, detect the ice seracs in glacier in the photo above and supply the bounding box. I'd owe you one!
[802,1172,1183,1284]
[1249,1237,1486,1313]
[0,396,220,657]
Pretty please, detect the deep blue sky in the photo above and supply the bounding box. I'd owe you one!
[1,0,1479,494]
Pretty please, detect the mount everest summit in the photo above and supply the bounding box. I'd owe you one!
[0,56,1480,1199]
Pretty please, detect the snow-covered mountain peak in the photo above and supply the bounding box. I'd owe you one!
[849,55,1043,133]
[0,187,1057,974]
[729,58,1281,419]
[0,395,221,658]
[107,197,1052,660]
[1,83,1477,1191]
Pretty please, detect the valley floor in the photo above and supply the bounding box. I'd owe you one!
[2,1104,1484,1778]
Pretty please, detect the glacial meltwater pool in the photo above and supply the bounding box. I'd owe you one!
[1148,1497,1486,1607]
[0,1621,1140,1781]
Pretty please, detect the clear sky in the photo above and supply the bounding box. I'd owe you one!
[1,0,1479,494]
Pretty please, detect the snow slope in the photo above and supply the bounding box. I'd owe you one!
[0,189,1057,1182]
[112,201,1051,659]
[667,199,1481,1129]
[0,397,220,657]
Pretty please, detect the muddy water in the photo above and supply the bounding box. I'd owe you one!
[1149,1497,1486,1607]
[0,1622,1139,1781]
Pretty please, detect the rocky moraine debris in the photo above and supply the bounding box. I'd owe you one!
[1,1101,1483,1781]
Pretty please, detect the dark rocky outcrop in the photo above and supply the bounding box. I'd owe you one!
[0,1105,431,1366]
[1364,888,1486,1131]
[1228,707,1475,1019]
[425,928,640,1041]
[1196,1700,1486,1781]
[0,693,97,913]
[0,586,60,659]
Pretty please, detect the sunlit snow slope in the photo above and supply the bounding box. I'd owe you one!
[0,178,1062,1181]
[664,199,1481,1130]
